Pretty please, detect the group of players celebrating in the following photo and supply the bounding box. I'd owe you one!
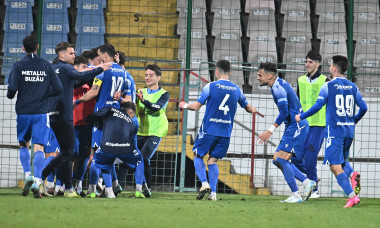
[7,35,367,208]
[7,35,169,199]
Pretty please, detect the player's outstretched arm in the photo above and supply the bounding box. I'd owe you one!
[244,104,257,114]
[178,101,202,111]
[73,83,100,109]
[257,123,279,144]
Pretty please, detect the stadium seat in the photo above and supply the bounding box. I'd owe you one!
[244,0,275,13]
[177,0,205,12]
[282,31,312,70]
[353,0,379,34]
[75,0,107,34]
[177,1,206,37]
[2,32,29,57]
[211,3,241,38]
[281,0,311,37]
[3,0,34,32]
[248,31,277,63]
[246,3,276,39]
[355,67,380,98]
[41,0,70,32]
[315,0,346,37]
[319,34,347,67]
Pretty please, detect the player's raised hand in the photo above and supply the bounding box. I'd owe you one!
[136,88,144,102]
[295,114,301,122]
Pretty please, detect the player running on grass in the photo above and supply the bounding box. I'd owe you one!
[256,62,316,203]
[296,55,367,208]
[179,60,257,201]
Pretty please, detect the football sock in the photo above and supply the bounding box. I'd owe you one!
[277,158,298,192]
[77,180,83,193]
[112,180,119,188]
[89,162,100,185]
[25,172,31,179]
[55,185,61,193]
[19,147,31,174]
[292,191,301,198]
[336,172,354,196]
[46,181,54,188]
[102,169,112,188]
[194,157,207,183]
[290,156,306,174]
[302,178,311,186]
[208,164,219,193]
[202,182,209,187]
[111,165,118,182]
[135,162,144,185]
[66,188,74,194]
[77,157,90,181]
[88,184,96,194]
[290,162,307,182]
[136,184,142,193]
[342,161,354,178]
[33,151,45,179]
[44,156,55,182]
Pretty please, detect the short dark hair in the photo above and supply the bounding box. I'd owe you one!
[22,35,38,53]
[259,62,277,75]
[74,56,88,66]
[116,51,126,65]
[121,101,136,114]
[332,55,348,74]
[216,60,230,74]
[306,50,322,62]
[55,42,74,54]
[80,47,99,60]
[145,64,161,76]
[98,44,116,58]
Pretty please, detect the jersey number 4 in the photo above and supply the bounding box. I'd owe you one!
[111,76,124,97]
[336,94,354,117]
[219,94,230,115]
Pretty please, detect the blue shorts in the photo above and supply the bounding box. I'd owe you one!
[74,125,92,158]
[94,148,142,171]
[17,114,49,146]
[91,126,102,149]
[45,128,60,153]
[193,134,230,159]
[277,123,309,159]
[324,137,353,165]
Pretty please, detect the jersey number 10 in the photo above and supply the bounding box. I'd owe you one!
[336,94,354,117]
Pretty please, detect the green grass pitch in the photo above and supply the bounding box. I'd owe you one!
[0,188,379,228]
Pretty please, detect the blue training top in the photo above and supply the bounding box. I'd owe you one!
[271,77,308,128]
[197,79,248,138]
[88,106,136,155]
[300,76,367,138]
[7,53,63,115]
[51,60,103,122]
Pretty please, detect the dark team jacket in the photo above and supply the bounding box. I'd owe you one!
[87,106,136,155]
[50,60,103,122]
[7,53,63,115]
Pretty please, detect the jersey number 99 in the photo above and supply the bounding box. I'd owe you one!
[336,94,354,117]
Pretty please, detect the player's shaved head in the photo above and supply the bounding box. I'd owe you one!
[216,60,230,74]
[332,55,348,75]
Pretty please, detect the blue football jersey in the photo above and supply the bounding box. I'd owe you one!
[271,77,308,128]
[197,79,248,137]
[301,77,367,138]
[125,70,136,103]
[94,63,128,111]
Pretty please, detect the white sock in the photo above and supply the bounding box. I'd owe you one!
[66,188,74,194]
[303,178,311,186]
[349,192,356,198]
[112,180,119,188]
[46,181,54,188]
[202,182,209,187]
[77,181,83,192]
[35,177,42,186]
[136,184,142,193]
[55,185,61,193]
[292,191,301,198]
[88,184,96,194]
[210,192,216,197]
[105,187,114,197]
[25,172,31,179]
